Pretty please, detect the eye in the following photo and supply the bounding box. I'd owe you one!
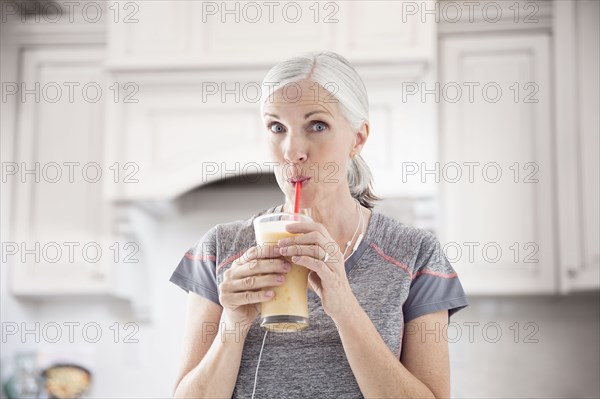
[311,121,328,132]
[268,122,286,134]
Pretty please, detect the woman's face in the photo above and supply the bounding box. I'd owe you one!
[262,80,365,208]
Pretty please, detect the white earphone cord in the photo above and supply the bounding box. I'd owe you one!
[343,200,364,261]
[252,201,362,398]
[251,329,269,399]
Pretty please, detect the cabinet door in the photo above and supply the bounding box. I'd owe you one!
[556,0,600,291]
[439,34,555,294]
[574,1,600,291]
[106,1,434,68]
[9,47,113,295]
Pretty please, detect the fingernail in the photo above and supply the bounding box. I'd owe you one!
[283,263,292,271]
[277,275,285,282]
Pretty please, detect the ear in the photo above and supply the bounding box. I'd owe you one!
[350,121,370,157]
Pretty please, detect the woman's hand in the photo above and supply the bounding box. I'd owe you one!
[276,222,359,321]
[218,244,292,328]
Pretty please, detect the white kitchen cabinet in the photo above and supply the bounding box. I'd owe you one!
[5,35,150,317]
[106,1,434,69]
[439,33,556,294]
[553,0,600,293]
[103,0,440,201]
[9,46,110,294]
[103,63,439,201]
[438,0,599,294]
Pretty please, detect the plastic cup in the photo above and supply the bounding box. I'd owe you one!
[253,210,312,333]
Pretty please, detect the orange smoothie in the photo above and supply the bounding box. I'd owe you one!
[254,219,311,333]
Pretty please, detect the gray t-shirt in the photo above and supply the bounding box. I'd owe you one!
[170,204,469,398]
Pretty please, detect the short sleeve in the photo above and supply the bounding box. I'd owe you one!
[169,225,221,306]
[403,231,468,323]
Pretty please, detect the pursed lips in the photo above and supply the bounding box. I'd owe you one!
[288,177,311,185]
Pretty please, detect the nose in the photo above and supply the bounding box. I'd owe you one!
[283,134,307,164]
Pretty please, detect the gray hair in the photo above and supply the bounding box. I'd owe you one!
[260,51,381,209]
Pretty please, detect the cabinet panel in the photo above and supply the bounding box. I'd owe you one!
[12,48,108,242]
[103,71,269,201]
[10,47,111,294]
[107,0,434,68]
[440,34,555,294]
[577,1,600,288]
[556,0,600,291]
[360,69,439,198]
[105,63,438,201]
[104,0,439,201]
[7,47,148,309]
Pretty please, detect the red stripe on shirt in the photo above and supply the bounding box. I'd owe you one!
[368,243,458,362]
[412,269,457,280]
[369,243,412,277]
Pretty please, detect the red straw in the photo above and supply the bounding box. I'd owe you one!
[294,181,302,213]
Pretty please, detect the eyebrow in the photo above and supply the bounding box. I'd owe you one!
[263,110,331,119]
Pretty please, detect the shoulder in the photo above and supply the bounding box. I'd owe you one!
[371,212,438,255]
[369,212,441,272]
[213,217,253,245]
[192,205,279,263]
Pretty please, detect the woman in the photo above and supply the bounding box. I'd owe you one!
[170,51,468,398]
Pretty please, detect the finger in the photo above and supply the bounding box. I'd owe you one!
[279,242,323,259]
[232,246,257,267]
[276,231,321,246]
[290,255,334,280]
[254,243,286,259]
[278,231,339,259]
[227,273,286,293]
[222,289,275,307]
[232,244,283,266]
[308,271,323,296]
[284,222,324,235]
[230,258,291,280]
[280,244,342,266]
